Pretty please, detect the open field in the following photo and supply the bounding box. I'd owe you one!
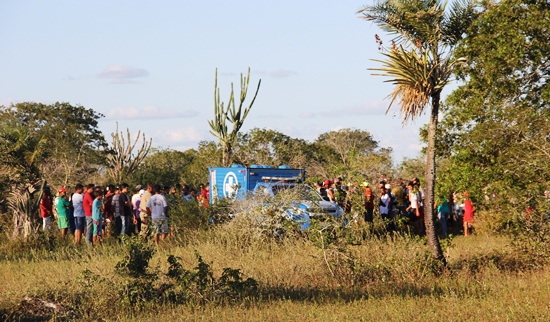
[1,223,549,321]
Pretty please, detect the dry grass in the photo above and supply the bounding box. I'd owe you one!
[0,221,549,321]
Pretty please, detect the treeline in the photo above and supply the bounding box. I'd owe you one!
[0,102,403,236]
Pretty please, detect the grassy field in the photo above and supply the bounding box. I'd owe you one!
[1,218,549,321]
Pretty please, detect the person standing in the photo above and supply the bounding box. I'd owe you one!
[435,195,450,238]
[463,191,475,236]
[40,187,53,230]
[131,186,143,234]
[92,190,104,245]
[72,184,85,245]
[181,184,193,201]
[112,186,123,235]
[139,184,153,239]
[392,182,407,218]
[406,181,424,234]
[379,186,392,232]
[55,188,71,238]
[361,182,374,223]
[83,184,95,244]
[118,183,133,236]
[103,185,115,236]
[147,184,169,244]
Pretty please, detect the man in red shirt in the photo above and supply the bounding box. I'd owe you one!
[83,184,95,244]
[40,187,53,230]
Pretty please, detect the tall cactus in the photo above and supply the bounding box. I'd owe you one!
[208,68,261,166]
[106,122,152,184]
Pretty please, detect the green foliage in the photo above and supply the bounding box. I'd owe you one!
[132,141,220,189]
[129,147,194,187]
[0,229,59,260]
[115,236,156,278]
[167,198,226,244]
[233,128,314,169]
[312,128,392,181]
[358,0,479,262]
[509,197,550,267]
[8,180,46,238]
[437,0,550,216]
[111,246,258,307]
[0,101,108,189]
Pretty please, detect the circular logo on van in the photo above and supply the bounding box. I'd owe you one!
[223,172,239,199]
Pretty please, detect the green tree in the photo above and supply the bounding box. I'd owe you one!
[0,102,108,189]
[183,141,221,188]
[208,68,261,166]
[0,120,46,185]
[129,148,195,187]
[233,128,313,169]
[312,128,392,182]
[0,120,48,234]
[358,0,478,262]
[437,0,550,215]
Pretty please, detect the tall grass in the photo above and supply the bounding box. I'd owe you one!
[1,197,549,320]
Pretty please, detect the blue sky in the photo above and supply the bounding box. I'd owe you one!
[0,0,448,162]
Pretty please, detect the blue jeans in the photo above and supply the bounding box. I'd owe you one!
[120,215,131,236]
[74,216,85,232]
[438,211,449,237]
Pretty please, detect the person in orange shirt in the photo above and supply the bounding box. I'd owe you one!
[361,182,374,223]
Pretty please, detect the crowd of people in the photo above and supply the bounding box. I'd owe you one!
[37,176,475,246]
[314,176,475,237]
[39,183,211,245]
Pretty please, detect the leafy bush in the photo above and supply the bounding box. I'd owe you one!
[115,236,156,278]
[163,252,258,306]
[82,237,260,309]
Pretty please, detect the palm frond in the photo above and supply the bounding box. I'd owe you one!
[358,0,445,47]
[442,0,479,46]
[370,46,433,122]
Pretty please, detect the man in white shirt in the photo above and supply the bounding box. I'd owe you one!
[72,184,85,245]
[146,184,168,244]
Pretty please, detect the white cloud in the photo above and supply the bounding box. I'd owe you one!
[155,127,204,144]
[97,65,149,83]
[104,106,199,120]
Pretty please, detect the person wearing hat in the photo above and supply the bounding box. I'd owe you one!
[55,187,71,238]
[323,180,336,203]
[361,182,375,223]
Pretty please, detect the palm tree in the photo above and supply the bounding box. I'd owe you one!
[358,0,478,262]
[0,120,48,237]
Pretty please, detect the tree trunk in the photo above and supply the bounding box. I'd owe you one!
[424,92,446,264]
